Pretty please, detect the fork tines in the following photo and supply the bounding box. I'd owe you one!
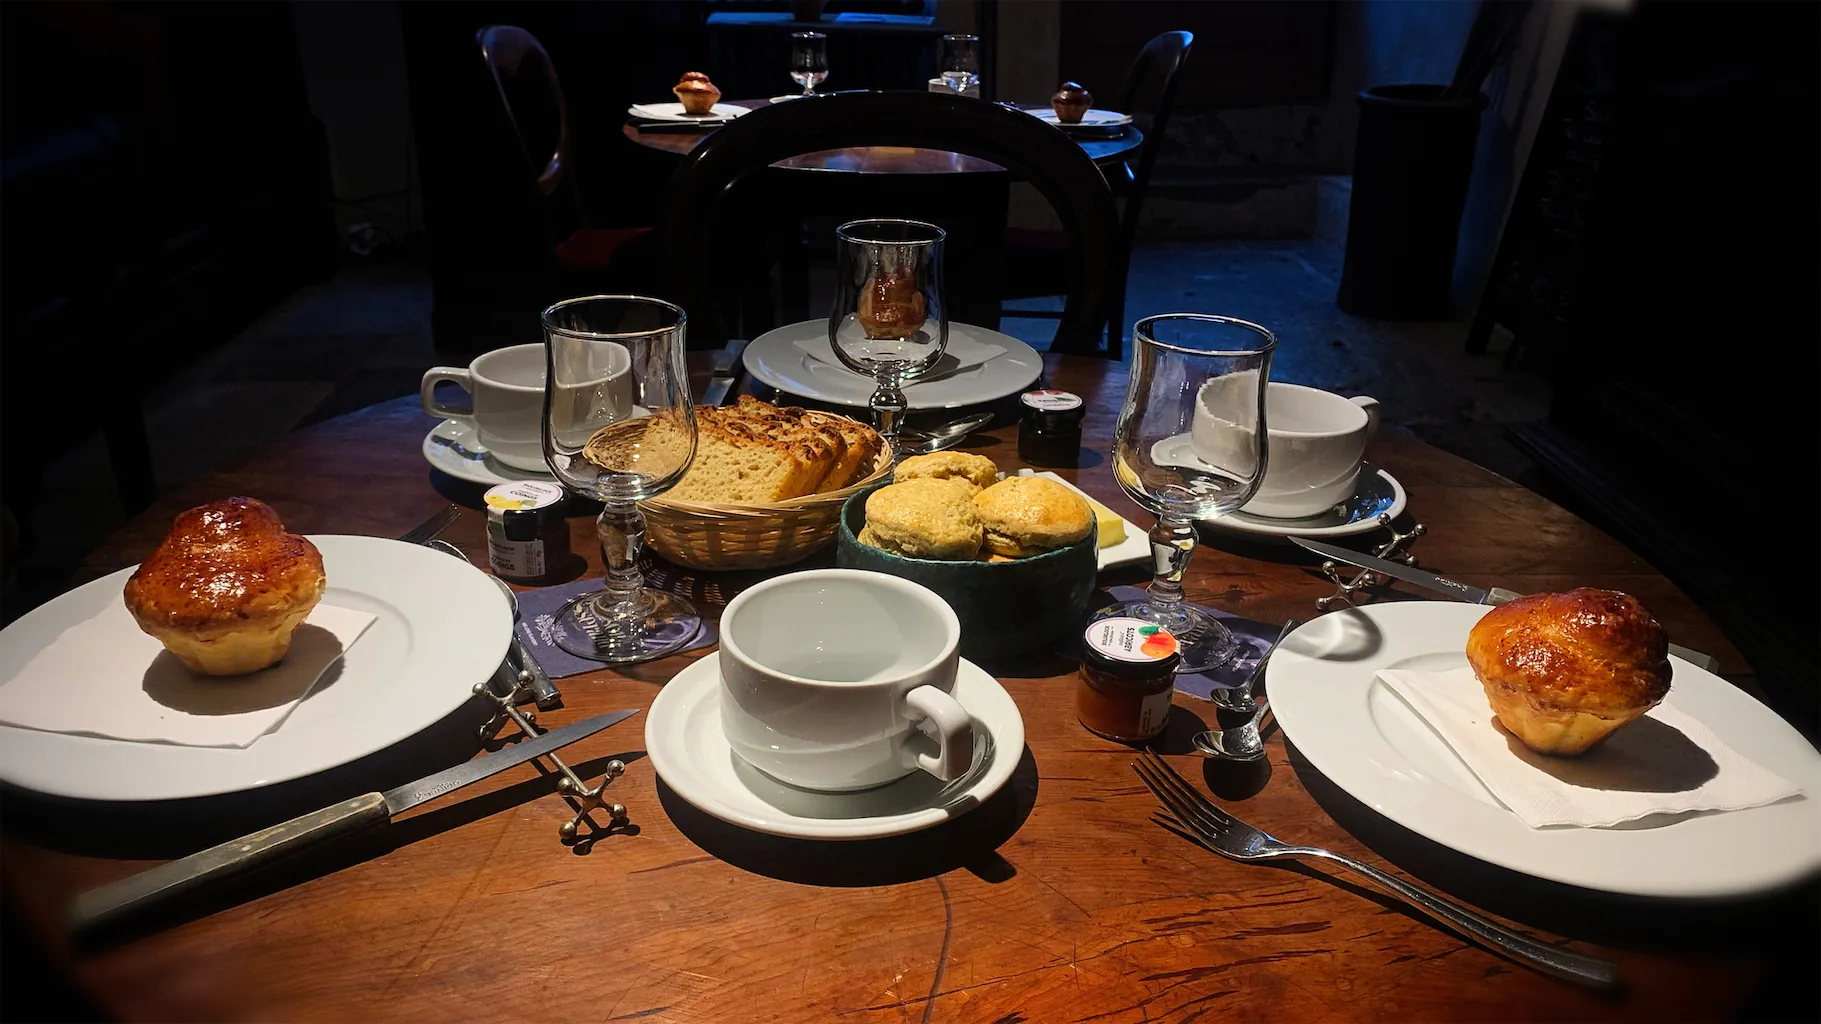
[399,504,461,546]
[1132,750,1238,853]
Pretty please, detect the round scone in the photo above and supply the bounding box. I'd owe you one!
[124,497,327,676]
[894,452,999,493]
[1464,588,1672,756]
[863,479,982,560]
[973,476,1094,558]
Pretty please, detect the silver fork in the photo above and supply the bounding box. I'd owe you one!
[396,504,461,546]
[1132,750,1619,991]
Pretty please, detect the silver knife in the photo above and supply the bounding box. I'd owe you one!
[700,339,749,407]
[1290,537,1721,672]
[71,709,639,933]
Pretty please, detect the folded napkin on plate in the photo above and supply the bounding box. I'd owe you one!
[1376,667,1801,829]
[0,598,375,748]
[792,331,1005,378]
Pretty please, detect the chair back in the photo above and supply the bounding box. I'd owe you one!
[1116,31,1193,243]
[475,25,585,235]
[663,91,1119,352]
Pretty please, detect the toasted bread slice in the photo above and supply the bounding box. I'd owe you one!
[735,397,882,490]
[727,398,848,491]
[663,407,826,503]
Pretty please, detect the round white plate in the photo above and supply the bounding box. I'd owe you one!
[1023,107,1134,127]
[0,535,513,801]
[646,655,1024,840]
[742,320,1043,410]
[1268,601,1821,897]
[423,419,553,486]
[628,102,749,122]
[1204,465,1407,541]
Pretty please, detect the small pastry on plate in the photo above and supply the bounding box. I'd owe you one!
[862,478,982,560]
[894,451,999,493]
[857,266,927,340]
[124,497,326,677]
[973,476,1094,558]
[1050,82,1092,124]
[1465,588,1673,756]
[673,71,722,116]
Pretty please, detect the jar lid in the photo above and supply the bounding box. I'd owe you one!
[484,481,566,519]
[1082,616,1182,675]
[1021,389,1083,413]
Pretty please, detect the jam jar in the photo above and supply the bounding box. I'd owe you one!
[1017,389,1085,467]
[1076,617,1181,742]
[483,481,570,584]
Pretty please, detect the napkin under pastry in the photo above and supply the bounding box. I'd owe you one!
[0,597,375,748]
[1376,667,1801,829]
[793,331,1005,381]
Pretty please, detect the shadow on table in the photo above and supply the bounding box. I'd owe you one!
[658,744,1039,887]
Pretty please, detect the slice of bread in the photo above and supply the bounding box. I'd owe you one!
[663,407,827,503]
[734,397,882,491]
[729,397,849,491]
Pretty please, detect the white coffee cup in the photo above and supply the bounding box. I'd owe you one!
[1239,383,1381,519]
[420,343,630,472]
[718,569,975,792]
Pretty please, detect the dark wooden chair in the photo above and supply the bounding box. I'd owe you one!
[475,25,651,280]
[1001,30,1194,358]
[663,91,1119,354]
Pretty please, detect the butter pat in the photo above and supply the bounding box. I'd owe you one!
[1086,497,1126,548]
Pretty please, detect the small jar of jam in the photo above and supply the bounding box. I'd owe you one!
[483,481,571,584]
[1017,389,1085,467]
[1077,617,1180,742]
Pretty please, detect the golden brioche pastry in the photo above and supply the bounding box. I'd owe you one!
[673,72,721,115]
[862,478,982,560]
[124,497,326,676]
[973,476,1094,558]
[894,451,998,493]
[857,266,927,340]
[1465,588,1672,756]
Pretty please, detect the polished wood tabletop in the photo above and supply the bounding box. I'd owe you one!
[3,355,1807,1022]
[623,98,1144,173]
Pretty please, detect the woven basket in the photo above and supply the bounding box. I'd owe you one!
[639,441,895,570]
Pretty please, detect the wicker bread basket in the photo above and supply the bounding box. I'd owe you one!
[639,441,895,570]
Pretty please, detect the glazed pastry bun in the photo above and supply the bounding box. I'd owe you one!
[1465,588,1672,756]
[672,71,721,115]
[972,476,1094,558]
[124,497,326,677]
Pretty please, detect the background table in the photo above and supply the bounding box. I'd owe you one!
[4,356,1812,1022]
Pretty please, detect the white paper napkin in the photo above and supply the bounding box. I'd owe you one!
[0,597,376,748]
[793,331,1005,379]
[1376,667,1801,829]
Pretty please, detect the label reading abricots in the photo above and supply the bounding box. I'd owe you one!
[1085,617,1180,663]
[1020,389,1083,412]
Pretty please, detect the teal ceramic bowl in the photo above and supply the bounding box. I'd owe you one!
[835,488,1097,661]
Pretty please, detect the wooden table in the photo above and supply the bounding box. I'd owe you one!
[4,356,1812,1022]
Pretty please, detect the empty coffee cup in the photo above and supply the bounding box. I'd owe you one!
[718,569,975,791]
[420,343,629,472]
[1240,383,1380,519]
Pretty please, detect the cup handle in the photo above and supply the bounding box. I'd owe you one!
[1351,395,1381,442]
[420,368,474,420]
[903,685,975,782]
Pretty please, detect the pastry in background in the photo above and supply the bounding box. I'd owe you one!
[894,452,998,493]
[673,72,721,115]
[1465,588,1673,756]
[1050,81,1093,124]
[973,476,1094,558]
[861,478,982,560]
[857,266,927,340]
[124,497,326,677]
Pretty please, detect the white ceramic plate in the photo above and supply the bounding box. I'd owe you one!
[646,656,1023,840]
[628,102,749,122]
[1023,107,1134,128]
[1204,466,1407,541]
[423,419,553,486]
[743,320,1043,410]
[1267,601,1821,897]
[0,536,514,801]
[1013,470,1148,571]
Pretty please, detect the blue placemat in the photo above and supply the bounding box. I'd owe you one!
[1100,586,1279,702]
[515,576,719,679]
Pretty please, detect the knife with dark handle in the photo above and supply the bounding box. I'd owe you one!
[1290,537,1721,672]
[700,339,749,407]
[70,709,637,935]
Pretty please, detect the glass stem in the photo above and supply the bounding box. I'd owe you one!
[1146,513,1198,611]
[596,502,653,618]
[870,379,908,447]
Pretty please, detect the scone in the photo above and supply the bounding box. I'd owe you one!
[973,476,1094,558]
[124,497,326,676]
[863,479,982,560]
[1465,588,1672,756]
[894,452,999,493]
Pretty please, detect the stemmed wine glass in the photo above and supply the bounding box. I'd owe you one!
[790,32,828,96]
[829,218,948,453]
[542,295,700,664]
[1102,313,1275,673]
[940,34,979,96]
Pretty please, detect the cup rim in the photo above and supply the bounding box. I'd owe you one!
[835,218,947,246]
[1265,382,1372,440]
[719,568,960,690]
[468,343,551,394]
[1134,313,1276,357]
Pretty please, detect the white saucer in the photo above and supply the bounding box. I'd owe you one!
[422,420,553,486]
[742,319,1043,410]
[1203,465,1407,541]
[627,102,750,122]
[1023,107,1134,128]
[646,655,1024,840]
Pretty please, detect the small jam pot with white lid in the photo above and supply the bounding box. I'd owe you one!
[1077,617,1181,742]
[483,481,570,584]
[1017,389,1084,467]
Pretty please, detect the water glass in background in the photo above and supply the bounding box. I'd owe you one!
[790,32,828,96]
[940,34,979,96]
